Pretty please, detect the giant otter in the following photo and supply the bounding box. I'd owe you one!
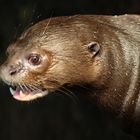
[1,15,140,136]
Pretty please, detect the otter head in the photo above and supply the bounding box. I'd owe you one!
[0,17,101,101]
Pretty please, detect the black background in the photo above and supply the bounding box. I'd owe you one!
[0,0,140,140]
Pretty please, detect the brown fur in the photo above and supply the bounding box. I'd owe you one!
[1,15,140,121]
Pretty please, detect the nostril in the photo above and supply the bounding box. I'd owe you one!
[8,63,23,76]
[9,65,18,76]
[9,69,17,75]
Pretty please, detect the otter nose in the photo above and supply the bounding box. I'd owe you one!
[9,68,17,75]
[9,65,20,76]
[9,65,17,76]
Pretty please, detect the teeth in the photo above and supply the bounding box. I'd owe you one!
[9,85,49,101]
[44,90,49,95]
[9,87,15,95]
[19,90,26,98]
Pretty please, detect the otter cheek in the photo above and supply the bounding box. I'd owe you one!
[28,63,48,74]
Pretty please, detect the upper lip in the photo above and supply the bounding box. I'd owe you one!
[9,83,47,95]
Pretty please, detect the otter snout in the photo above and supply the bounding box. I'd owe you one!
[0,61,23,84]
[8,64,22,76]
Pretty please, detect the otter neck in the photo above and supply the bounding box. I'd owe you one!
[93,30,140,120]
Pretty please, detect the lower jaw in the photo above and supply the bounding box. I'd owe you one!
[12,90,49,101]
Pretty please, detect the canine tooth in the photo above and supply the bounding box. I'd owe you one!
[20,90,26,97]
[9,87,14,95]
[44,90,49,95]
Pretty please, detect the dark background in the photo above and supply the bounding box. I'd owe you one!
[0,0,140,140]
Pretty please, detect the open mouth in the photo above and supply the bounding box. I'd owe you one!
[9,84,49,101]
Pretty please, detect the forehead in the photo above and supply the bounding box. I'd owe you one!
[19,16,91,42]
[7,16,92,55]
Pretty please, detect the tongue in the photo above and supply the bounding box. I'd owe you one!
[9,86,29,97]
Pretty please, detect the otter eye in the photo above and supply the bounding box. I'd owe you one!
[28,54,41,65]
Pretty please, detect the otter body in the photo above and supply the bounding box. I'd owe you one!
[1,14,140,136]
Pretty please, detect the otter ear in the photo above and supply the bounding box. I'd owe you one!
[87,42,100,57]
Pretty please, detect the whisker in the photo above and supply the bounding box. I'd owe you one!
[28,84,43,92]
[42,16,52,36]
[19,83,25,92]
[61,87,79,103]
[22,83,31,92]
[26,84,36,91]
[57,88,78,104]
[76,84,93,91]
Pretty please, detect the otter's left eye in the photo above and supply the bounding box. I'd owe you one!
[28,54,41,65]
